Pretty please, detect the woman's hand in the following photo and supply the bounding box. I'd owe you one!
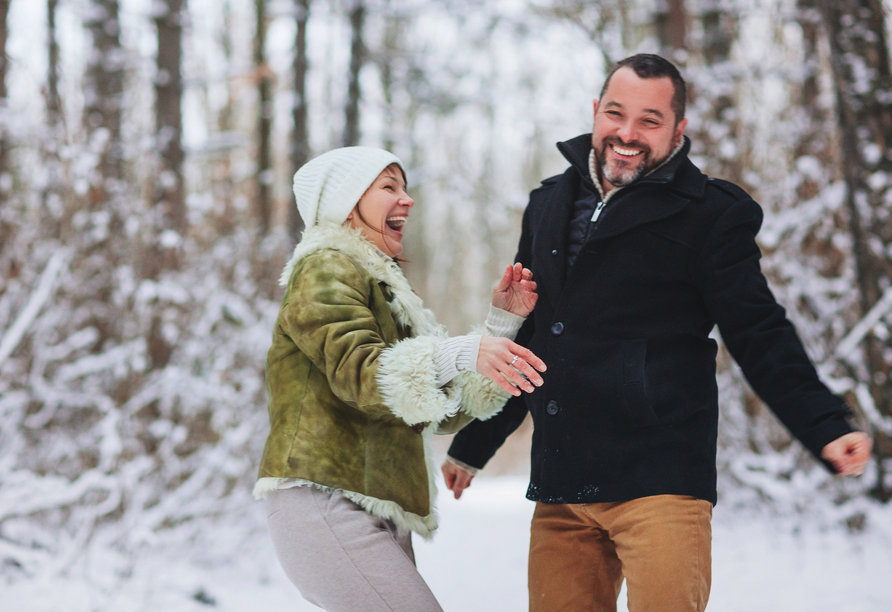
[492,263,538,318]
[476,337,546,396]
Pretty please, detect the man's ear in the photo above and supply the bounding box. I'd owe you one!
[674,117,688,145]
[592,98,600,118]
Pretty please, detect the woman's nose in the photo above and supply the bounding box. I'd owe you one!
[401,194,414,208]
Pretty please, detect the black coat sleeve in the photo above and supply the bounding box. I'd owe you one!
[697,196,853,466]
[447,199,538,469]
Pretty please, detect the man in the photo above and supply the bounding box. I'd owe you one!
[441,54,872,612]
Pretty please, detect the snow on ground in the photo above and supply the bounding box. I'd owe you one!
[6,475,892,611]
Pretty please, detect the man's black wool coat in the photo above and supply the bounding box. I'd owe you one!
[449,134,854,505]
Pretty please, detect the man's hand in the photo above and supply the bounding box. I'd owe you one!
[821,432,872,476]
[441,460,475,499]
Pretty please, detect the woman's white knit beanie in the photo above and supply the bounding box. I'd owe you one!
[293,147,403,228]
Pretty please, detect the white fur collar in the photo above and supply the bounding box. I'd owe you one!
[280,222,445,339]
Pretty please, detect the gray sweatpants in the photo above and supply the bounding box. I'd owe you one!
[265,486,443,612]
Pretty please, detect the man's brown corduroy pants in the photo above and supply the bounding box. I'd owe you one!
[529,494,713,612]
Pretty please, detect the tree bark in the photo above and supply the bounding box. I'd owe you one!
[654,0,686,60]
[695,1,741,185]
[148,0,187,370]
[343,0,365,146]
[289,0,310,241]
[819,0,892,500]
[84,0,125,186]
[153,0,187,244]
[254,0,273,235]
[47,0,62,128]
[0,0,11,203]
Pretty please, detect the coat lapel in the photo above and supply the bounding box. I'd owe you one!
[588,185,691,242]
[532,168,578,309]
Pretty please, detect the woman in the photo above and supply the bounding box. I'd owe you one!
[254,146,545,612]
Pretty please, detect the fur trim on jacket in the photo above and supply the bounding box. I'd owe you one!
[256,222,509,538]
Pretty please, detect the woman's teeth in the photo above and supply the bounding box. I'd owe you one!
[386,216,407,231]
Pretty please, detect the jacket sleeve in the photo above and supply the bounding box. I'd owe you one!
[446,392,529,469]
[281,251,460,425]
[697,197,853,467]
[445,201,538,467]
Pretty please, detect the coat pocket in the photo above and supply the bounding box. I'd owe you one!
[561,338,658,429]
[621,339,659,427]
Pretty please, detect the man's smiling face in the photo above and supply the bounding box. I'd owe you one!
[591,66,687,193]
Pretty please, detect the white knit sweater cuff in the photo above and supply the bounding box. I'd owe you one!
[485,305,525,340]
[434,335,483,387]
[445,454,480,476]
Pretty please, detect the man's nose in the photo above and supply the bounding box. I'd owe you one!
[616,120,638,144]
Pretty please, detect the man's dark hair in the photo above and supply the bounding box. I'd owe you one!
[599,54,686,123]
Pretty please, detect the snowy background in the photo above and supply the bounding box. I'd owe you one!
[2,0,892,610]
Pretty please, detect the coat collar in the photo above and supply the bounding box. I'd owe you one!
[534,134,707,307]
[557,133,705,201]
[280,223,444,339]
[553,133,707,241]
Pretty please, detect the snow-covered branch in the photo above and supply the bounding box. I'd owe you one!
[0,250,68,369]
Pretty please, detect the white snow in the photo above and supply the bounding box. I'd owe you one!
[5,475,891,612]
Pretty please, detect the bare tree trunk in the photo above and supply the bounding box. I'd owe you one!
[47,0,62,129]
[654,0,686,61]
[42,0,64,239]
[75,0,128,350]
[84,0,125,186]
[694,1,742,185]
[289,0,310,241]
[819,0,892,501]
[0,0,11,205]
[254,0,273,235]
[148,0,187,370]
[377,0,401,154]
[343,0,365,146]
[153,0,187,244]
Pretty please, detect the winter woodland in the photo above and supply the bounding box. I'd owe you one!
[1,0,892,609]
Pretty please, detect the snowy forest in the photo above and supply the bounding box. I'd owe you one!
[1,0,892,609]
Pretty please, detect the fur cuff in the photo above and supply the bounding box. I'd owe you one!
[377,336,462,425]
[453,371,511,420]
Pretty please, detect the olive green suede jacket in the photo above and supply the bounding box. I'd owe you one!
[254,222,510,538]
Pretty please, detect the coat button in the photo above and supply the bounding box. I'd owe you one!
[551,322,564,336]
[551,249,558,255]
[546,400,560,415]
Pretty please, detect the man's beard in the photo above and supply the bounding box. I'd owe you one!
[594,136,665,189]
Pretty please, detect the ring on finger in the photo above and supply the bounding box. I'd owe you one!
[511,355,519,365]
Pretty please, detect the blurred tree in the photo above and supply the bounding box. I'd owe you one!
[691,0,742,185]
[289,0,310,241]
[149,0,187,369]
[85,0,124,184]
[819,0,892,501]
[42,0,63,238]
[0,0,10,206]
[46,0,62,140]
[254,0,273,234]
[344,0,365,146]
[153,0,187,244]
[654,0,686,61]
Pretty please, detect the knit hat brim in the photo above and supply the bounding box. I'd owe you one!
[293,147,404,228]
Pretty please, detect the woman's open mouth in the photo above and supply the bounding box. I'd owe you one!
[386,216,407,233]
